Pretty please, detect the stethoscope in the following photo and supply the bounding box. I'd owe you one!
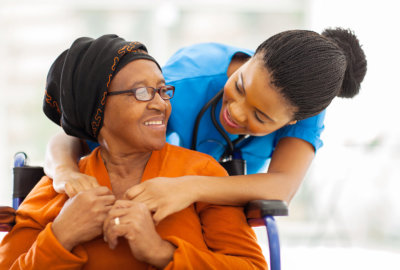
[191,89,251,175]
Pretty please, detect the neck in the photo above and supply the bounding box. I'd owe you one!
[100,147,152,198]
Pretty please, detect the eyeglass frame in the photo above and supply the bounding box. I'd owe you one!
[106,85,175,101]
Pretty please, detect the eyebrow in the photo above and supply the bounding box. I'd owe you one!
[129,78,166,89]
[239,72,275,123]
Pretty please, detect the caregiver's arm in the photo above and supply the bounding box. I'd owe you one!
[44,131,98,197]
[126,137,314,223]
[197,137,314,204]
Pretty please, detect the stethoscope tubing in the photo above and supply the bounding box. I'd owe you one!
[191,89,251,158]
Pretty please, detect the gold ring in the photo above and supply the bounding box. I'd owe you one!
[114,217,120,225]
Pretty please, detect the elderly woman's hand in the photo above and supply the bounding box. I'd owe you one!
[51,186,115,251]
[53,167,100,198]
[103,200,176,269]
[124,177,198,224]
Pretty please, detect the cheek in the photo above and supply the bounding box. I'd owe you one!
[165,103,172,122]
[105,103,141,129]
[103,102,117,127]
[247,122,266,135]
[246,120,276,136]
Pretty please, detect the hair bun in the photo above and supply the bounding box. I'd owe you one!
[322,28,367,98]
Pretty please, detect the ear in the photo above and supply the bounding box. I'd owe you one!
[288,120,297,125]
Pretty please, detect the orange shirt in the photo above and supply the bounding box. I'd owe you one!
[0,143,267,269]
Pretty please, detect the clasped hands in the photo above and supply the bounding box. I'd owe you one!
[51,185,175,268]
[53,172,196,224]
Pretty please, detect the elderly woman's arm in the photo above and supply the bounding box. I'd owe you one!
[168,202,267,269]
[45,131,99,197]
[0,178,115,270]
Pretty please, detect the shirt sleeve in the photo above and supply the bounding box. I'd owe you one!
[0,178,88,270]
[163,159,267,270]
[274,110,326,151]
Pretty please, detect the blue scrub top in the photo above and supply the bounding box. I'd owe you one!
[88,43,325,175]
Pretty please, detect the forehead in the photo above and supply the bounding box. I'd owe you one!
[241,58,294,121]
[109,59,164,91]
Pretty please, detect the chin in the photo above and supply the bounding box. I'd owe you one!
[149,138,167,151]
[219,118,239,135]
[152,143,166,151]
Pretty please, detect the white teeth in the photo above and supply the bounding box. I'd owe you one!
[144,121,163,126]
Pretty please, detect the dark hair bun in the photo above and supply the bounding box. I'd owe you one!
[322,28,367,98]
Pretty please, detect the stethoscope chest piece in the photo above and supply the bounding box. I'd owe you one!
[219,153,247,175]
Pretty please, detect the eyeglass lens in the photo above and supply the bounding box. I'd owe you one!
[136,86,174,101]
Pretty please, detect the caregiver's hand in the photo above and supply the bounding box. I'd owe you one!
[53,167,100,198]
[103,200,176,269]
[124,177,197,224]
[52,186,116,251]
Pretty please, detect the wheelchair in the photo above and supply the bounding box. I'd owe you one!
[0,152,288,270]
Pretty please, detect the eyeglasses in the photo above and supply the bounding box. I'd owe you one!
[107,85,175,101]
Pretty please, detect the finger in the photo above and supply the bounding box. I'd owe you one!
[104,220,132,249]
[91,205,113,225]
[103,205,130,231]
[112,224,135,249]
[107,207,131,220]
[101,205,114,215]
[99,195,116,206]
[65,182,78,198]
[72,180,88,197]
[124,184,145,200]
[113,199,132,209]
[126,192,155,207]
[103,201,147,232]
[103,212,118,241]
[92,186,113,196]
[152,210,167,225]
[103,215,112,240]
[82,176,100,190]
[53,181,67,194]
[143,200,160,213]
[106,231,118,250]
[103,208,116,230]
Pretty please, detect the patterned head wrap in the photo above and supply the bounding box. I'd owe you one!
[43,34,160,141]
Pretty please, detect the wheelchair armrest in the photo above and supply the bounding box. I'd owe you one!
[0,206,16,232]
[245,200,288,227]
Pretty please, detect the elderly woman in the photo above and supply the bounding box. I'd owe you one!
[0,35,266,269]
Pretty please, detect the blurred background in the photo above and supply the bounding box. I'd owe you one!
[0,0,399,268]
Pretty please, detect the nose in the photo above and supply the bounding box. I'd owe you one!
[229,100,247,125]
[147,92,169,112]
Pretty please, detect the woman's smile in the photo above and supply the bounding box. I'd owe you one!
[143,116,167,131]
[221,107,243,129]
